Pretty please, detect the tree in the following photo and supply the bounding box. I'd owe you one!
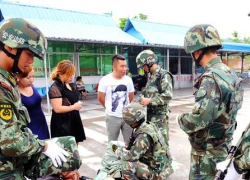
[119,13,148,30]
[243,37,250,44]
[133,13,148,20]
[229,31,250,44]
[119,17,128,30]
[230,31,242,43]
[229,31,250,69]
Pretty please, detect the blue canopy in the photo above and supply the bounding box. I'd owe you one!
[124,18,189,48]
[221,42,250,53]
[124,18,250,54]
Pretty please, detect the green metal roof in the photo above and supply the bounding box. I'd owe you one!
[0,1,141,45]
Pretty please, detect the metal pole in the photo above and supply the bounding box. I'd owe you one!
[45,53,51,115]
[241,53,244,73]
[192,60,195,93]
[178,49,181,89]
[100,46,103,76]
[74,42,80,75]
[115,45,117,54]
[167,49,169,71]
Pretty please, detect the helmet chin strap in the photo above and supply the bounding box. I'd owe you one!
[146,64,153,73]
[11,49,23,74]
[192,49,207,68]
[0,42,23,74]
[130,118,145,129]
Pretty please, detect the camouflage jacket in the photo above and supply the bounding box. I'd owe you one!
[120,122,167,173]
[234,128,250,170]
[178,57,243,156]
[141,66,173,115]
[0,67,45,173]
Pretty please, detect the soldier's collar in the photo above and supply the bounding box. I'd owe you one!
[137,121,146,130]
[205,57,222,69]
[151,66,161,75]
[0,67,17,85]
[0,66,9,77]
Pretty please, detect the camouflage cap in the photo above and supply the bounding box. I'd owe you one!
[136,49,157,68]
[122,102,146,125]
[0,18,47,60]
[184,24,222,54]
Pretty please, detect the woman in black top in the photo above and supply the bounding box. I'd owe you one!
[49,60,86,144]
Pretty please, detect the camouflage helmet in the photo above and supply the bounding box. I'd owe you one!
[122,102,146,126]
[0,18,47,60]
[136,49,157,68]
[184,24,222,54]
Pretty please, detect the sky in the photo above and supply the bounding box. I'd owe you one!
[8,0,250,39]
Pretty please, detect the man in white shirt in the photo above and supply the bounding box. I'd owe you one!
[98,54,134,143]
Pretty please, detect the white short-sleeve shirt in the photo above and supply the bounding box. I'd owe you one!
[98,73,134,117]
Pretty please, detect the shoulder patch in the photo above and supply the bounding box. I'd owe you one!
[0,103,13,122]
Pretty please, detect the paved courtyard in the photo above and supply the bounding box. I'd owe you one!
[41,83,250,179]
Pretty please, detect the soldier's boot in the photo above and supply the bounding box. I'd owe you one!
[24,136,82,180]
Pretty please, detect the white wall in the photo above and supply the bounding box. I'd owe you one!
[33,78,53,88]
[173,74,193,89]
[82,76,102,84]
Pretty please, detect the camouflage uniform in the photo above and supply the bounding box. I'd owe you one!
[117,102,172,180]
[136,49,174,173]
[178,24,244,180]
[0,18,81,179]
[234,128,250,170]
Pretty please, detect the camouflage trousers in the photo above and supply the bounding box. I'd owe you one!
[122,160,173,180]
[0,136,82,180]
[189,154,226,180]
[147,113,173,169]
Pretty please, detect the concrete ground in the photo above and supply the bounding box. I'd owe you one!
[41,82,250,179]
